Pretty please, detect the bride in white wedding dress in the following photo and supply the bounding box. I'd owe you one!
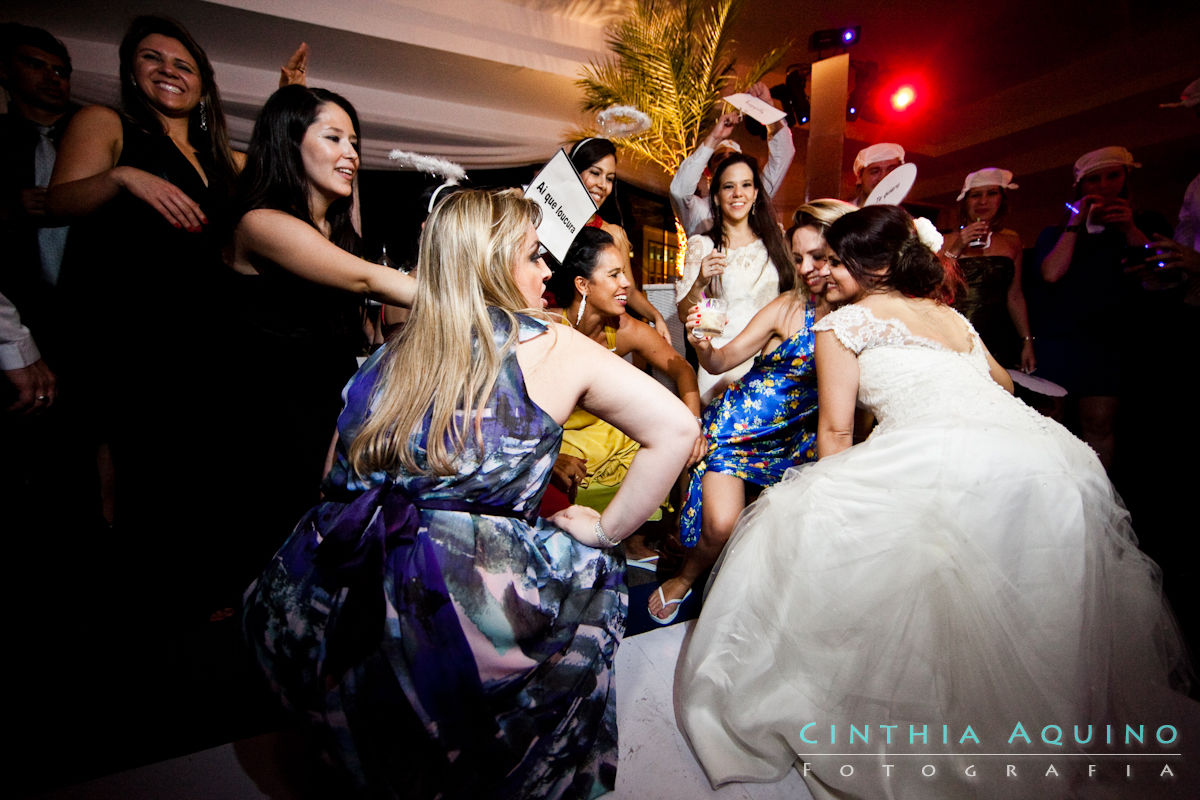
[678,206,1194,800]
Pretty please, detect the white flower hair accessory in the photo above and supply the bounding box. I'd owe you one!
[387,150,467,183]
[596,105,652,138]
[913,216,943,253]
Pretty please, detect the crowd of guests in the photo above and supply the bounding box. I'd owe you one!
[3,14,1199,799]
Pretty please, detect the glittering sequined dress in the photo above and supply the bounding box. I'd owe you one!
[678,300,818,547]
[243,309,625,799]
[953,254,1018,366]
[679,304,1188,800]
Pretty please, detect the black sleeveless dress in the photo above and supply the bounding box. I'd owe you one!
[952,254,1018,367]
[57,114,237,616]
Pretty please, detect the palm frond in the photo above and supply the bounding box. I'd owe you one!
[575,0,788,177]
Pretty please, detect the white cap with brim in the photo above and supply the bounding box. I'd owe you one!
[957,168,1019,201]
[853,143,905,176]
[1073,146,1141,185]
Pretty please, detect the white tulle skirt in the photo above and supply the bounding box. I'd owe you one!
[678,411,1192,799]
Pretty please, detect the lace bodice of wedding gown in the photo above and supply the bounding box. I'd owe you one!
[813,303,1048,434]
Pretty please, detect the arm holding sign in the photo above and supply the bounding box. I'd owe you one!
[750,83,795,200]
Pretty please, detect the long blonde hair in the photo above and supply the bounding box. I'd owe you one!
[349,189,543,477]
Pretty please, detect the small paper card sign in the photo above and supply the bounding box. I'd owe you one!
[864,162,918,207]
[526,150,597,262]
[722,92,787,126]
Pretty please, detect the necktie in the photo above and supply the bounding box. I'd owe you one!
[34,126,69,285]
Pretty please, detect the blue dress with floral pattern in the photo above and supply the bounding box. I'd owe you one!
[679,301,819,547]
[243,309,625,799]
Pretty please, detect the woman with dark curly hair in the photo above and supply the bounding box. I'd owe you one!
[679,205,1190,800]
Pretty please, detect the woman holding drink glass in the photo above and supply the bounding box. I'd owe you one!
[1033,146,1170,470]
[674,153,794,404]
[941,168,1035,372]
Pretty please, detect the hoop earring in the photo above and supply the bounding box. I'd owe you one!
[199,100,208,132]
[576,293,587,325]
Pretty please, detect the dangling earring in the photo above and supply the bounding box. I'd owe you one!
[199,100,208,132]
[576,293,587,325]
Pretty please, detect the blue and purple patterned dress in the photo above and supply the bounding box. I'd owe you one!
[679,301,819,546]
[243,309,625,799]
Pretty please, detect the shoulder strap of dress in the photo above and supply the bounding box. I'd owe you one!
[510,310,549,344]
[811,304,877,355]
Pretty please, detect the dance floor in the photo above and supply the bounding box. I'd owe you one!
[32,621,812,800]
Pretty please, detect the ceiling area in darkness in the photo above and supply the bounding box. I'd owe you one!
[4,0,1198,222]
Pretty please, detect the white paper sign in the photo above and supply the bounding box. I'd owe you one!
[526,150,597,262]
[722,93,787,125]
[864,162,917,207]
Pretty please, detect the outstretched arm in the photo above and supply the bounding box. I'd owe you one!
[523,326,696,547]
[746,82,795,199]
[686,293,800,374]
[669,113,737,236]
[236,209,416,306]
[618,317,704,465]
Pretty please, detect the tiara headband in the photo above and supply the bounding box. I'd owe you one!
[569,137,599,158]
[387,150,467,183]
[427,181,456,215]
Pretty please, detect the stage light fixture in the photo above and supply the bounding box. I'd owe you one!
[810,26,861,52]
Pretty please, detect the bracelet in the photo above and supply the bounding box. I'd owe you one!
[1022,335,1035,342]
[594,518,618,548]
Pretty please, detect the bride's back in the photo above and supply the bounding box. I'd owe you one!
[857,294,975,353]
[817,301,1032,433]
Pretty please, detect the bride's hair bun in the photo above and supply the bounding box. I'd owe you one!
[826,206,961,302]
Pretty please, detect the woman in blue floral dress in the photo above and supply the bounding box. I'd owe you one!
[243,189,696,798]
[651,201,856,624]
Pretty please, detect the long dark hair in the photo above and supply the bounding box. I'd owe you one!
[236,85,362,254]
[118,15,236,191]
[825,205,962,304]
[568,137,623,227]
[707,153,794,294]
[548,226,615,306]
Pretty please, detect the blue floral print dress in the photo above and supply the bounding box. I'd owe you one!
[243,309,625,799]
[679,301,819,546]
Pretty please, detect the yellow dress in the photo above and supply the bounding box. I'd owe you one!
[558,317,662,518]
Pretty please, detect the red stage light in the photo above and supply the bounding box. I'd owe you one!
[890,84,916,111]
